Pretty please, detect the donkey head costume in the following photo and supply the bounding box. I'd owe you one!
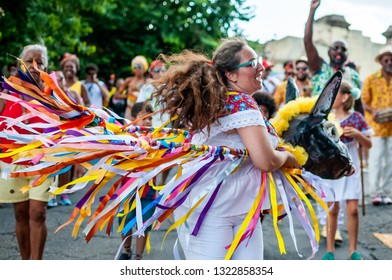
[280,71,354,179]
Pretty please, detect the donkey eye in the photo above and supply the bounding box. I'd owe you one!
[322,122,340,142]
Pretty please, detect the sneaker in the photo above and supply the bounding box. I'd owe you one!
[372,194,383,206]
[321,225,327,238]
[350,252,362,260]
[335,229,343,246]
[133,253,143,260]
[322,252,335,260]
[59,194,72,206]
[382,195,392,205]
[320,226,343,245]
[47,196,58,208]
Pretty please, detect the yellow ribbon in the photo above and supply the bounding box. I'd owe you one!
[284,173,320,242]
[224,176,266,260]
[292,174,329,241]
[0,141,43,159]
[268,173,286,255]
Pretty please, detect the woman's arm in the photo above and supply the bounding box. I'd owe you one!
[68,89,83,105]
[114,77,130,99]
[237,125,300,172]
[81,83,91,107]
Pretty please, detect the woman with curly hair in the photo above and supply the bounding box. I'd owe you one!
[152,37,300,260]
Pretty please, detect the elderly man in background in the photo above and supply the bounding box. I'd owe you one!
[361,45,392,206]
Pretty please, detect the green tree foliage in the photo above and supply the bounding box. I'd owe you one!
[0,0,256,80]
[0,0,113,71]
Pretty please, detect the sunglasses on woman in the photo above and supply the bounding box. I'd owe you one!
[152,68,165,73]
[231,57,263,70]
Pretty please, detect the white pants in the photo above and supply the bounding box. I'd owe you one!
[174,206,264,260]
[368,136,392,196]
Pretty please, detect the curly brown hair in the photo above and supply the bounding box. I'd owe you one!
[152,37,247,134]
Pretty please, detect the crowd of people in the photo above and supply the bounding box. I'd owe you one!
[0,0,391,261]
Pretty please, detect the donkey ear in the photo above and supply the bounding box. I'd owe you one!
[310,71,342,118]
[285,77,300,103]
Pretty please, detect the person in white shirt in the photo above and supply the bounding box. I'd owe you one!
[137,60,170,127]
[82,63,109,109]
[260,59,280,95]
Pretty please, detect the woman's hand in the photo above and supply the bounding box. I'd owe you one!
[282,152,301,169]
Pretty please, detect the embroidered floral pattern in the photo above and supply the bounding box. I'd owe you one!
[225,90,279,139]
[225,91,259,115]
[340,111,372,144]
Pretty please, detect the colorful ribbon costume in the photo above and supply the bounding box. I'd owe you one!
[0,64,332,260]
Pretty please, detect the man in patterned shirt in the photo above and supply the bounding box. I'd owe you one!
[361,45,392,205]
[304,0,363,115]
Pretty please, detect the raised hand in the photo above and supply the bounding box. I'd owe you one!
[310,0,321,11]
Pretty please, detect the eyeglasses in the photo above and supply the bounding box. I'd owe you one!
[331,45,347,52]
[133,64,143,70]
[296,67,308,71]
[231,57,263,70]
[152,68,165,73]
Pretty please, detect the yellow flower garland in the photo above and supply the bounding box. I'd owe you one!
[270,96,341,166]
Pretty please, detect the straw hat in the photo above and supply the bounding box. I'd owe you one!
[375,45,392,63]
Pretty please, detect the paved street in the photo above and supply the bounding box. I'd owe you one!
[0,170,391,260]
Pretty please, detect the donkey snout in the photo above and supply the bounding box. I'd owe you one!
[347,166,356,177]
